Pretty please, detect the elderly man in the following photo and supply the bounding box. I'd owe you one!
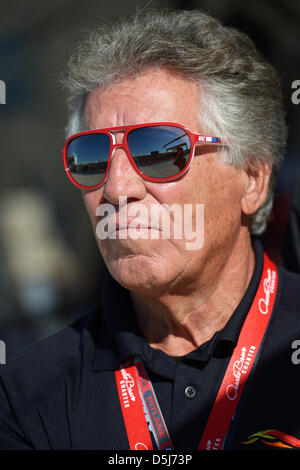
[1,9,300,451]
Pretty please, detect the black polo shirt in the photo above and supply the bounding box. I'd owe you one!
[1,239,300,450]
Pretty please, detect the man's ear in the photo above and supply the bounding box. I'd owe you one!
[241,162,272,216]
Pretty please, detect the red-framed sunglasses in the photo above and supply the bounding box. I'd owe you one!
[63,122,223,189]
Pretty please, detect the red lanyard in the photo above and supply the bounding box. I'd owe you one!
[115,253,278,450]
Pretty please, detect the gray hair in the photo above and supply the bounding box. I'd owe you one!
[64,9,287,235]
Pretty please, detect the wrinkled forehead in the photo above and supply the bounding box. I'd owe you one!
[83,68,202,132]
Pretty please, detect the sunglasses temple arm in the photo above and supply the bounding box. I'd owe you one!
[194,141,228,148]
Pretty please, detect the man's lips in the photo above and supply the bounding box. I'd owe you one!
[107,215,162,231]
[113,224,161,236]
[103,220,162,239]
[115,224,160,231]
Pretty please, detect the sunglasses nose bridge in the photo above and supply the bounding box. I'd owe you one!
[110,142,130,160]
[110,129,126,144]
[108,129,130,164]
[109,131,131,160]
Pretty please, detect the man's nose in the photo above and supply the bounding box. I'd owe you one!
[102,147,147,204]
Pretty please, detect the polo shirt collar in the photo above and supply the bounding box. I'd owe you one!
[92,237,264,371]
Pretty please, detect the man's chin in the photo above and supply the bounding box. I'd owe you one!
[104,254,174,295]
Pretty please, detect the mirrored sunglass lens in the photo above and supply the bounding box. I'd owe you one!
[67,133,110,187]
[127,126,191,178]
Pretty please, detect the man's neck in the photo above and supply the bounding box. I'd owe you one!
[131,234,256,357]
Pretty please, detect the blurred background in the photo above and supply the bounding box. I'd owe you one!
[0,0,299,358]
